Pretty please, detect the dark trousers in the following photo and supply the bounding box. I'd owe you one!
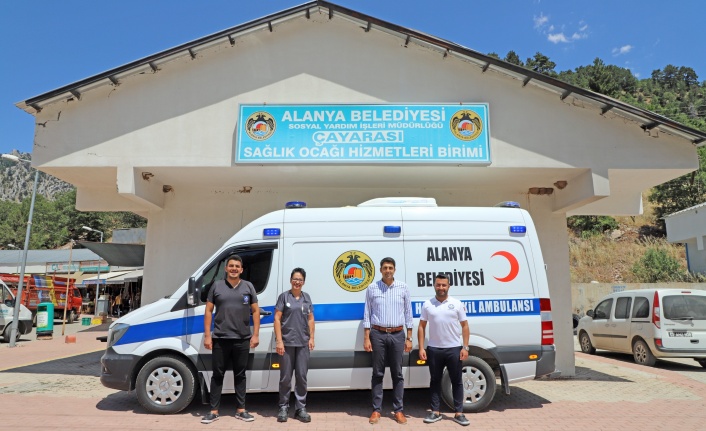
[370,329,405,412]
[210,338,250,411]
[279,345,311,410]
[428,346,464,413]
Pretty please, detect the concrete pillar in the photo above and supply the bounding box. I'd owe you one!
[528,196,575,376]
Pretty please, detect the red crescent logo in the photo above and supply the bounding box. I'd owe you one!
[491,251,519,282]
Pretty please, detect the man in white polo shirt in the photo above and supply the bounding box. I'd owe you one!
[417,274,470,426]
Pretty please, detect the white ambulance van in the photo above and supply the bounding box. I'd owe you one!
[100,198,556,414]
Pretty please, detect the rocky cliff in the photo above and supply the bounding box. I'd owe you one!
[0,151,74,202]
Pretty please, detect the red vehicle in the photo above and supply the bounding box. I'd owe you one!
[0,274,83,324]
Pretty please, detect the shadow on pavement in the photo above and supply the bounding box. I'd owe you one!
[552,365,633,382]
[0,351,103,376]
[488,386,549,411]
[95,386,553,418]
[590,351,706,371]
[80,323,111,332]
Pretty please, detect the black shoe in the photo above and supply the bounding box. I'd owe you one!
[201,412,219,424]
[453,414,470,426]
[235,411,255,422]
[295,408,311,423]
[277,406,289,422]
[423,412,442,423]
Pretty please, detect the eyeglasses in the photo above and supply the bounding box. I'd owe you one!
[291,278,304,283]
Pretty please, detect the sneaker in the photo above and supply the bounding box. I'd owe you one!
[453,414,470,426]
[295,408,311,423]
[277,406,289,422]
[201,413,219,424]
[423,412,442,424]
[235,411,255,422]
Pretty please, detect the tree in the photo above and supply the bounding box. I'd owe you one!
[649,147,706,229]
[525,52,556,76]
[504,50,523,66]
[0,189,147,249]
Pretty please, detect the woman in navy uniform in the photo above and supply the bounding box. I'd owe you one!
[274,268,315,423]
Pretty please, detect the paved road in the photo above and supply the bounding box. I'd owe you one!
[1,322,705,430]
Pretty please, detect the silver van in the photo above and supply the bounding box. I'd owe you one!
[577,289,706,367]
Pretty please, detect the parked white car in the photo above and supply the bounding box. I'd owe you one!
[0,279,32,343]
[577,289,706,367]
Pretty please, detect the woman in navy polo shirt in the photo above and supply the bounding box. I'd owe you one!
[274,267,315,423]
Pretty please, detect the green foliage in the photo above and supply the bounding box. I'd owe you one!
[567,216,619,237]
[503,50,523,66]
[648,147,706,229]
[631,247,687,282]
[558,58,637,98]
[525,52,556,76]
[0,189,146,249]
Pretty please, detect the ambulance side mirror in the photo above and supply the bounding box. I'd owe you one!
[187,277,197,306]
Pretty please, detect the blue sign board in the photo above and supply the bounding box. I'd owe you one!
[236,104,490,164]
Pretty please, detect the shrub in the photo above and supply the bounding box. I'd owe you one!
[631,247,686,282]
[567,216,619,237]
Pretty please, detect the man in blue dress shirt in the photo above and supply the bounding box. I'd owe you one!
[363,257,413,425]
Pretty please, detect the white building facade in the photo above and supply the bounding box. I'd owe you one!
[666,203,706,275]
[18,2,706,376]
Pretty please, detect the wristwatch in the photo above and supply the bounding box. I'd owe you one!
[406,337,412,342]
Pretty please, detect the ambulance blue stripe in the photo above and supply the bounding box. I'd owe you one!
[115,299,538,345]
[114,303,364,346]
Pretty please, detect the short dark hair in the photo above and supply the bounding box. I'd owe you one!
[380,257,396,268]
[291,267,306,280]
[226,255,243,265]
[435,274,449,282]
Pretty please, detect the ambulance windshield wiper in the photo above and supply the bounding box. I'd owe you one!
[670,316,693,321]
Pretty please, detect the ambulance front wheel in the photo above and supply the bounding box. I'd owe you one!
[136,355,197,414]
[441,355,496,413]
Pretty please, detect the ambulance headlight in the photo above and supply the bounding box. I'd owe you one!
[107,323,130,347]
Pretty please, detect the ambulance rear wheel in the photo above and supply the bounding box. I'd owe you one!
[136,356,197,414]
[441,355,496,413]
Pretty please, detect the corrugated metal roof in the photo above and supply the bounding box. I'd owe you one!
[77,242,145,267]
[0,249,102,266]
[15,0,706,147]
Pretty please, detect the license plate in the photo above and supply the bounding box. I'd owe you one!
[668,331,692,337]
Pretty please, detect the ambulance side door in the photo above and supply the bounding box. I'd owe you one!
[279,208,408,390]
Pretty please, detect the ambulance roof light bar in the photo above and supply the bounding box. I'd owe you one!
[495,201,521,208]
[285,201,307,209]
[358,197,438,207]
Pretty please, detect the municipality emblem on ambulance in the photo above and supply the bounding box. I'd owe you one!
[450,109,483,141]
[245,111,276,141]
[333,250,375,292]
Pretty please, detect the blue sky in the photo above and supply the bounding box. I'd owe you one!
[1,0,704,154]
